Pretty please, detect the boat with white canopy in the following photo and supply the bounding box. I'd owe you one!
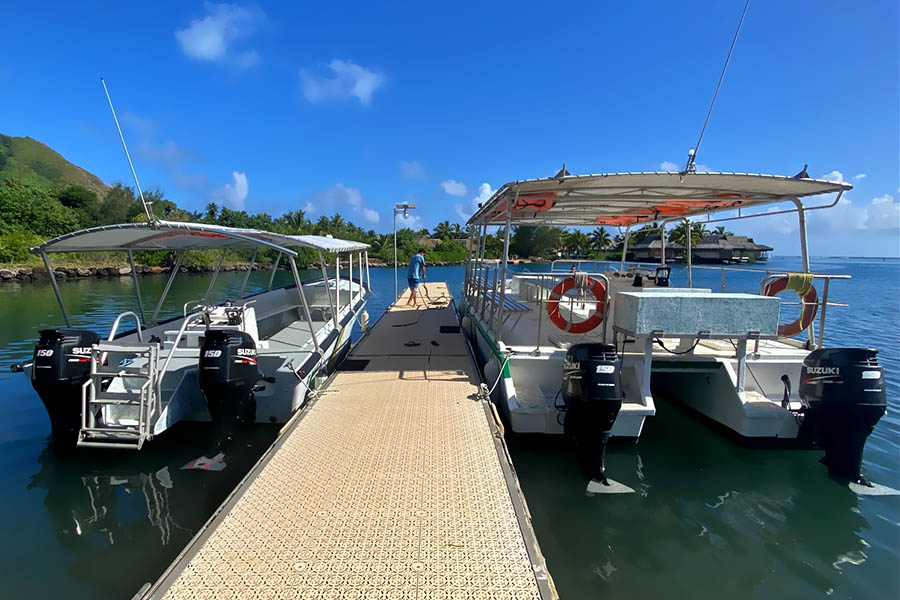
[460,170,887,490]
[13,219,372,452]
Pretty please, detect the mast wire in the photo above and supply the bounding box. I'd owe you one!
[100,77,155,224]
[683,0,751,174]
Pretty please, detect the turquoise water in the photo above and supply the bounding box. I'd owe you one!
[0,260,896,598]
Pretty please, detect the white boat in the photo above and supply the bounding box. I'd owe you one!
[14,220,372,452]
[459,171,887,488]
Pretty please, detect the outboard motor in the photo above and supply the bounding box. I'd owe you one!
[561,343,623,484]
[198,330,258,448]
[654,266,671,287]
[30,329,100,449]
[798,348,886,485]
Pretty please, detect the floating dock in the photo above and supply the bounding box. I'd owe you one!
[146,282,556,600]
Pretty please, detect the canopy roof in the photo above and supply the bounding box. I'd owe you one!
[467,172,851,227]
[32,220,370,255]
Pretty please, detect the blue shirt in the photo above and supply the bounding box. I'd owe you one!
[407,254,425,280]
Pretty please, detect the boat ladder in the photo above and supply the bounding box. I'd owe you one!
[78,341,161,450]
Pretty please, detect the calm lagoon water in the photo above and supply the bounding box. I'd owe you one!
[0,259,896,599]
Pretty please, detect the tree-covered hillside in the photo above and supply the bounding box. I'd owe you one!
[0,134,108,197]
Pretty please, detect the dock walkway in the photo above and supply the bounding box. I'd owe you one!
[149,282,555,600]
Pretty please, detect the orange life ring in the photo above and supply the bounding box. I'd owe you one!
[547,276,607,333]
[763,276,818,338]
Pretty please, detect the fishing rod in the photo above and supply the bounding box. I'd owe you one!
[100,77,155,224]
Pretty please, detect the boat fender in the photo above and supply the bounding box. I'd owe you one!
[461,315,472,333]
[484,358,501,395]
[360,310,370,334]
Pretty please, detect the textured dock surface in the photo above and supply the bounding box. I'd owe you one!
[151,282,555,600]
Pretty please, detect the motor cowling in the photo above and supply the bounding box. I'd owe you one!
[31,328,100,449]
[199,330,258,446]
[798,348,886,485]
[561,343,623,484]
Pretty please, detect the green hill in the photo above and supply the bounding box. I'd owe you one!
[0,133,108,196]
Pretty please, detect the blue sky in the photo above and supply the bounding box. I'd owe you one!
[0,1,897,255]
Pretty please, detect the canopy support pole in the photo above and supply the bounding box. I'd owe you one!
[335,255,341,315]
[660,222,667,267]
[496,187,516,337]
[152,251,185,325]
[682,218,692,288]
[127,250,146,327]
[317,251,339,327]
[205,249,227,301]
[476,221,488,317]
[41,251,71,327]
[792,199,810,273]
[288,255,320,354]
[364,250,371,293]
[268,253,282,290]
[238,249,258,298]
[620,225,632,272]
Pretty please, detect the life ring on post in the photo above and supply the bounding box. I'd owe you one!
[547,276,607,333]
[763,275,818,338]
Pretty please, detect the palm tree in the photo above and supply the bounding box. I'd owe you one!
[561,230,591,255]
[692,222,709,240]
[714,225,734,236]
[668,222,705,247]
[433,221,453,240]
[449,223,463,238]
[591,227,612,251]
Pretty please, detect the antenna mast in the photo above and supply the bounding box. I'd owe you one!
[100,77,155,223]
[682,0,751,174]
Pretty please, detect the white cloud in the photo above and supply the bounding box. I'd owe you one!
[455,182,494,221]
[853,173,867,180]
[397,212,422,229]
[213,171,249,209]
[400,160,424,180]
[362,208,380,224]
[822,170,846,183]
[441,180,467,196]
[174,3,262,67]
[299,59,385,106]
[136,140,198,164]
[309,184,380,224]
[660,161,679,172]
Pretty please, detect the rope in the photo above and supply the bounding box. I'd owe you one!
[684,0,751,173]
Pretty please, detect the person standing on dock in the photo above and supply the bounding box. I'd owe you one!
[406,248,426,307]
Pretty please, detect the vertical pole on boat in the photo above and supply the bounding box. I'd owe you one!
[317,250,339,327]
[477,221,488,317]
[348,252,353,309]
[684,217,693,288]
[289,255,320,354]
[463,225,473,298]
[127,250,146,326]
[817,277,830,348]
[660,221,667,268]
[41,251,71,327]
[736,338,748,393]
[364,250,371,293]
[620,225,631,272]
[152,251,185,325]
[238,249,258,298]
[488,268,499,332]
[335,254,341,315]
[792,198,814,346]
[206,249,227,301]
[393,210,398,301]
[496,188,516,338]
[268,253,282,290]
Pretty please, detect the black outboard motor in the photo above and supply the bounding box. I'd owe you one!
[798,348,886,485]
[30,329,100,450]
[561,343,623,484]
[654,266,671,287]
[198,330,259,448]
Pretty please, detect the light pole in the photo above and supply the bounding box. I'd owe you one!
[393,203,415,300]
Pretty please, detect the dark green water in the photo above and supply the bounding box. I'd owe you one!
[0,261,896,599]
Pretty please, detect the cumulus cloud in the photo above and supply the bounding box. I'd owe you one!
[174,3,263,68]
[455,182,494,221]
[400,160,425,180]
[303,201,316,214]
[853,173,867,180]
[137,140,198,164]
[397,212,422,229]
[299,59,385,106]
[659,161,679,172]
[310,184,380,224]
[213,171,249,209]
[441,180,467,196]
[822,170,846,183]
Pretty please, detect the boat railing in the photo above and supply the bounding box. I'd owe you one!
[108,311,144,342]
[157,312,211,387]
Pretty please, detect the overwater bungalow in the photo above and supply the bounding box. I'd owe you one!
[693,234,772,263]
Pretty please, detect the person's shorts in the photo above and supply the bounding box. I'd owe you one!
[407,278,419,291]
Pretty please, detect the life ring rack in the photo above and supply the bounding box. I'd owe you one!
[762,274,818,338]
[546,275,608,334]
